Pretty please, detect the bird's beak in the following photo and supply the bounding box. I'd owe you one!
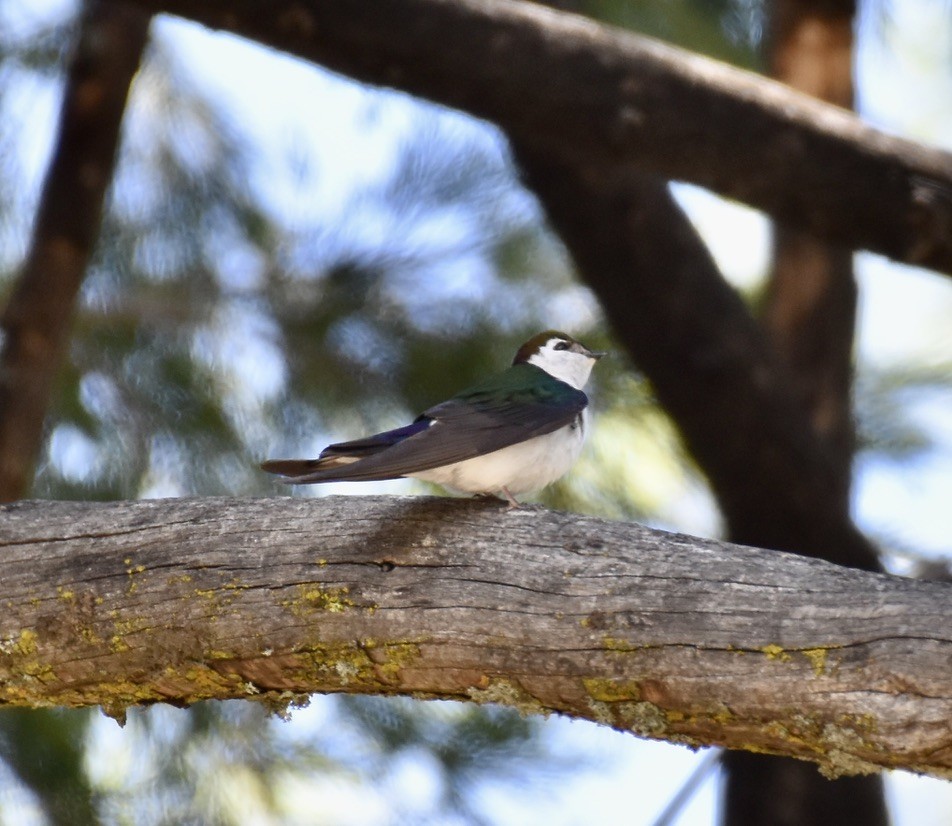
[589,349,607,360]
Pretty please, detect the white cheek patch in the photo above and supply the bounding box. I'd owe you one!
[527,348,595,390]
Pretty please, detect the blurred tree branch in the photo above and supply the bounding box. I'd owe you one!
[0,1,151,501]
[2,496,951,779]
[118,0,952,275]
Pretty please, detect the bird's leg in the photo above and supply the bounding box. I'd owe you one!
[501,487,521,509]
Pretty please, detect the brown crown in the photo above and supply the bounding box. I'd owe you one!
[512,330,572,364]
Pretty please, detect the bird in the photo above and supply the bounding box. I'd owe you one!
[261,330,605,506]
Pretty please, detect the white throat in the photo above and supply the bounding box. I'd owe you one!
[527,347,596,390]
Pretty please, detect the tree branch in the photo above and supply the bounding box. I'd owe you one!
[118,0,952,275]
[2,496,951,779]
[0,1,151,501]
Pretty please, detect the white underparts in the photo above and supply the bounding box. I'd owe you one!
[412,412,587,496]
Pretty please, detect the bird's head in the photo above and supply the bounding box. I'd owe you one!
[513,330,605,390]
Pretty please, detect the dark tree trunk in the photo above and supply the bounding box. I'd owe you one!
[0,0,150,501]
[722,753,888,826]
[763,0,858,510]
[722,2,888,824]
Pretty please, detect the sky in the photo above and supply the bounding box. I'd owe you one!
[3,0,952,824]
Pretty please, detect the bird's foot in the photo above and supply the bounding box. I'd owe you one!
[501,487,521,509]
[471,490,521,509]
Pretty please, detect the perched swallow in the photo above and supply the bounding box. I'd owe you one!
[261,330,604,505]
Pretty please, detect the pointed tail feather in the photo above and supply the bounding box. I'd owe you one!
[261,455,361,480]
[260,459,321,477]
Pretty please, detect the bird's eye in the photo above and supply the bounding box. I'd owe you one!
[553,341,570,351]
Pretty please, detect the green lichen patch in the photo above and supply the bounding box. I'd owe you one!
[284,639,422,689]
[256,691,312,720]
[282,584,359,617]
[749,709,883,778]
[664,702,734,729]
[584,691,672,739]
[582,677,642,703]
[818,718,882,778]
[819,749,884,779]
[587,698,614,726]
[14,628,37,656]
[602,636,634,652]
[802,647,831,677]
[761,644,791,662]
[617,700,669,737]
[466,677,547,717]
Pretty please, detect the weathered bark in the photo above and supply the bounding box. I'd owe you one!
[0,1,151,501]
[721,3,887,824]
[118,0,952,275]
[1,496,951,779]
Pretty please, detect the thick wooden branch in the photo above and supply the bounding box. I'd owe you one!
[118,0,952,275]
[2,496,950,779]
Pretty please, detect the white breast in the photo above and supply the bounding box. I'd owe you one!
[411,412,588,497]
